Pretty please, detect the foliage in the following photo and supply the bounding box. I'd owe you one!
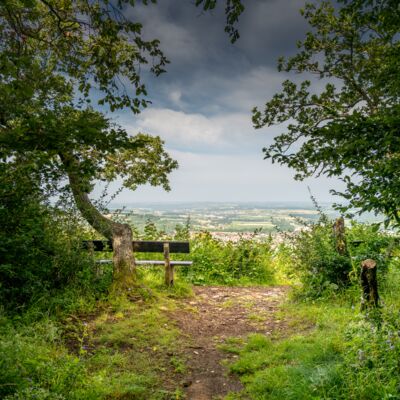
[0,0,180,291]
[0,290,187,400]
[0,92,178,216]
[284,212,397,299]
[347,221,396,277]
[143,218,167,241]
[0,0,169,113]
[180,231,275,285]
[0,320,84,400]
[252,0,400,226]
[1,0,178,192]
[338,308,400,398]
[270,243,296,285]
[0,164,110,313]
[287,216,353,299]
[195,0,245,43]
[110,219,276,285]
[173,217,191,241]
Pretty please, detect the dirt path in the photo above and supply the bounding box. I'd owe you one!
[171,286,289,400]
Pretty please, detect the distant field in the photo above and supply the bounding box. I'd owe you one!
[107,202,379,234]
[107,202,381,235]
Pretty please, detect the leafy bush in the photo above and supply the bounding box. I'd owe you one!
[130,220,275,285]
[339,309,400,398]
[347,222,395,278]
[288,216,353,299]
[0,320,84,399]
[180,231,275,285]
[0,165,110,313]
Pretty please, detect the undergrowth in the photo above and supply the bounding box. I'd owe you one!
[0,271,191,400]
[182,231,275,285]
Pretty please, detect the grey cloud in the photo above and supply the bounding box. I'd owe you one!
[235,0,309,66]
[111,1,343,203]
[126,0,311,117]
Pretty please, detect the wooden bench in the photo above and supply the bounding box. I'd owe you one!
[82,240,192,286]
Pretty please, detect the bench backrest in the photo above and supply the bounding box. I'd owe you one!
[82,240,190,253]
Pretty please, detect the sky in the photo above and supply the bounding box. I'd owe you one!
[101,0,345,204]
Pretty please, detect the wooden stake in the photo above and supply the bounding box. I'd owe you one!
[164,242,174,286]
[361,259,379,309]
[333,217,348,256]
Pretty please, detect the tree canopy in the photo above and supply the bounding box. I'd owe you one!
[252,0,400,226]
[0,0,244,195]
[0,0,181,196]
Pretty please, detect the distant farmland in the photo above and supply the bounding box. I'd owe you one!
[108,202,382,235]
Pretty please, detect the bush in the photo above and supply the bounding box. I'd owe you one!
[288,216,353,299]
[285,210,397,299]
[347,222,395,278]
[0,320,85,399]
[180,231,275,285]
[0,165,109,313]
[338,305,400,398]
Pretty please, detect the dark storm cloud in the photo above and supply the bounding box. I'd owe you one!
[235,0,310,65]
[125,0,310,114]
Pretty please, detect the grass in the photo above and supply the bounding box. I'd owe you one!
[221,300,352,400]
[0,270,192,400]
[221,263,400,400]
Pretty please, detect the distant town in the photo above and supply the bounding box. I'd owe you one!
[108,202,381,240]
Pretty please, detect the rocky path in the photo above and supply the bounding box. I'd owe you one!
[171,286,289,400]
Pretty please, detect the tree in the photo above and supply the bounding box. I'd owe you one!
[0,0,178,292]
[252,0,400,226]
[1,91,177,292]
[0,0,245,291]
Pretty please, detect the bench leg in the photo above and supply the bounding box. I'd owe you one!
[164,243,174,286]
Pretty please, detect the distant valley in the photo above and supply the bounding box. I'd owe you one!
[108,202,381,236]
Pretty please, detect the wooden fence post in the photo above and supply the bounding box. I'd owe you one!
[360,259,379,310]
[164,242,174,286]
[333,217,348,256]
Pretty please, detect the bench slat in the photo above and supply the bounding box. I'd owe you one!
[83,240,190,253]
[95,259,192,266]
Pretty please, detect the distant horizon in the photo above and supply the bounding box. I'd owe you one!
[106,200,382,227]
[107,200,337,211]
[109,200,334,205]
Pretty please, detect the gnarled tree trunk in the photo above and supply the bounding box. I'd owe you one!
[111,222,136,292]
[60,152,136,293]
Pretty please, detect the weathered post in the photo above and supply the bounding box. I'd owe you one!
[360,259,379,309]
[333,217,348,256]
[164,242,174,286]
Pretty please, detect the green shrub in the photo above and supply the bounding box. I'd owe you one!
[288,216,353,299]
[348,222,395,278]
[0,321,84,399]
[339,310,400,398]
[180,231,275,285]
[0,169,110,313]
